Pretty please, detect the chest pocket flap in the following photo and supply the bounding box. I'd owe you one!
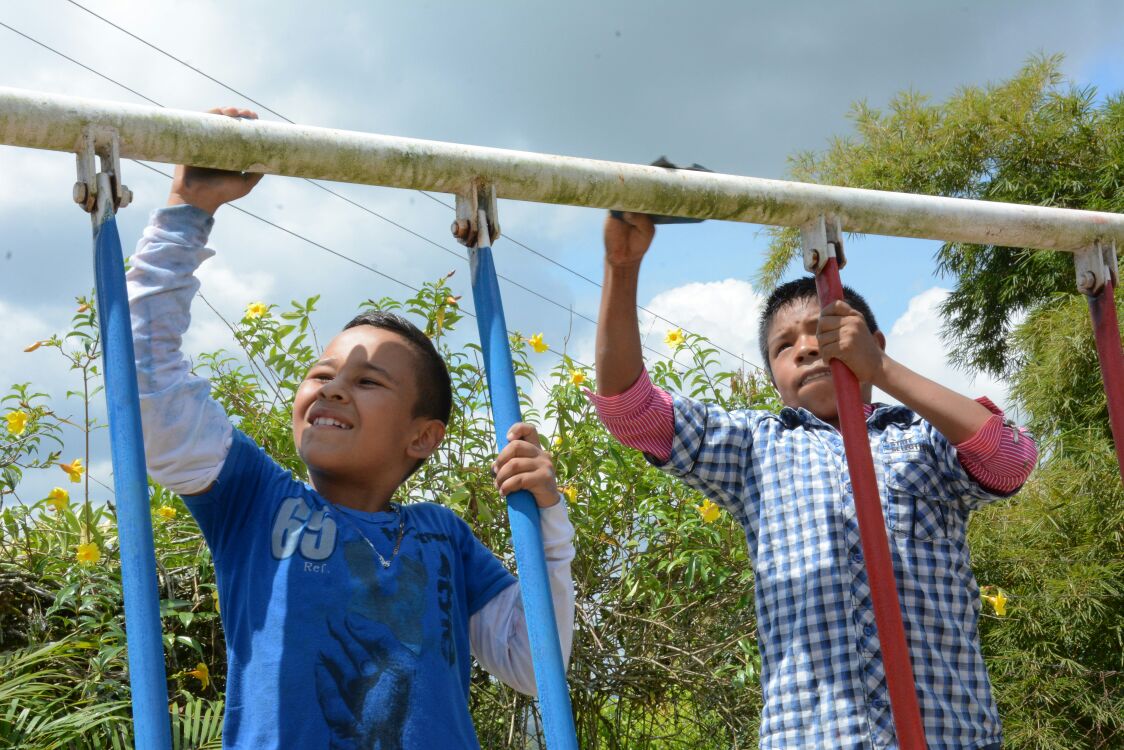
[880,440,948,541]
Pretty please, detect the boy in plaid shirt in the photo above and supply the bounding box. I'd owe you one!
[590,212,1037,749]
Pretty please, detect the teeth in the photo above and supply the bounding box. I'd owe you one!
[803,371,830,385]
[312,417,351,429]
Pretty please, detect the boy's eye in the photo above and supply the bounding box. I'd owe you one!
[360,378,379,386]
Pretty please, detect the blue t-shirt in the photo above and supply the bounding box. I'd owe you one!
[185,430,516,749]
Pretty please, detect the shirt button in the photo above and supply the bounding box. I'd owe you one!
[851,551,863,563]
[871,698,888,709]
[864,624,876,637]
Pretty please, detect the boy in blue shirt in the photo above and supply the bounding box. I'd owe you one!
[591,211,1036,749]
[128,108,574,749]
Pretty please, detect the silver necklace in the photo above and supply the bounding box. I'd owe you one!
[331,501,405,569]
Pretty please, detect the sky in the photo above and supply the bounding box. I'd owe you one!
[1,0,1123,505]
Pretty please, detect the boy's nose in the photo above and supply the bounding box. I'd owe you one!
[318,380,348,401]
[795,336,819,363]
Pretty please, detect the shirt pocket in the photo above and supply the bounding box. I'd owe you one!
[882,445,949,541]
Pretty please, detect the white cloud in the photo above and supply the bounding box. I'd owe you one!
[878,287,1012,411]
[641,278,766,371]
[0,299,66,397]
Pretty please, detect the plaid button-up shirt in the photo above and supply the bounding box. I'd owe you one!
[655,394,1012,749]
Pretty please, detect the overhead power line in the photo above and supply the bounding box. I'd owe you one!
[18,7,677,369]
[58,0,762,373]
[0,20,599,366]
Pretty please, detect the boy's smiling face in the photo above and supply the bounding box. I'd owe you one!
[292,326,443,492]
[765,296,878,425]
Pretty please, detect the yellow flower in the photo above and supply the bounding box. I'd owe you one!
[527,333,549,354]
[561,486,577,503]
[552,435,564,448]
[157,505,177,521]
[982,589,1008,617]
[212,590,220,613]
[76,542,101,565]
[76,303,90,313]
[46,487,70,513]
[187,662,210,690]
[696,499,721,523]
[5,410,29,436]
[244,301,268,319]
[569,370,586,386]
[664,328,685,349]
[60,458,84,484]
[445,295,460,306]
[23,340,45,352]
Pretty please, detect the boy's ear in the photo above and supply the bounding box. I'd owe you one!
[875,330,887,351]
[406,418,446,461]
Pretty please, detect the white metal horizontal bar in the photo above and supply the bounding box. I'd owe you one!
[2,86,1122,253]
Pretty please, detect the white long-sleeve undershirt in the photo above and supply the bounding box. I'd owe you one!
[127,204,574,696]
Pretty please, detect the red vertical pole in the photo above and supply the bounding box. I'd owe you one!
[1087,279,1124,484]
[815,257,928,749]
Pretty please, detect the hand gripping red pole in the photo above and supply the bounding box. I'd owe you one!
[814,256,928,749]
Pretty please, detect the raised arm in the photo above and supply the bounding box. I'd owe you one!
[129,107,263,495]
[596,212,655,396]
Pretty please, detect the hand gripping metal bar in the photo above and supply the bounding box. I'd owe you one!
[455,188,578,750]
[802,215,927,749]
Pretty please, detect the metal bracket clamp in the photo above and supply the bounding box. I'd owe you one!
[1075,238,1118,296]
[451,181,500,248]
[73,125,132,214]
[800,214,846,274]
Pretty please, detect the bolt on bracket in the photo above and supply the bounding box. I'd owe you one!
[451,181,500,249]
[1075,238,1118,296]
[800,214,846,274]
[73,125,132,214]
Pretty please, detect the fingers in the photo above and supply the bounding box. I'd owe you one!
[207,106,259,120]
[491,423,559,503]
[820,299,853,316]
[506,421,539,444]
[493,437,548,468]
[817,300,860,336]
[494,457,554,495]
[605,211,655,236]
[620,211,654,233]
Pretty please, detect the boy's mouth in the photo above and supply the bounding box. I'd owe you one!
[307,408,354,430]
[311,417,352,430]
[799,367,832,388]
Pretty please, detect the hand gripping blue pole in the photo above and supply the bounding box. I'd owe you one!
[92,174,172,749]
[468,239,578,750]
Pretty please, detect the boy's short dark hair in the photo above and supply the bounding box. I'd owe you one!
[758,277,879,377]
[343,311,453,426]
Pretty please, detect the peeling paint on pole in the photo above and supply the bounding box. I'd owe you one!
[2,86,1123,253]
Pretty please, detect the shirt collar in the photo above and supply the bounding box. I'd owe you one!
[777,402,918,430]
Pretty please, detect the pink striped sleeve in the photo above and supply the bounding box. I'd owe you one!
[586,369,675,462]
[954,396,1038,495]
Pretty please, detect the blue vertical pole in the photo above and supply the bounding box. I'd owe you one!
[468,239,578,750]
[92,173,172,749]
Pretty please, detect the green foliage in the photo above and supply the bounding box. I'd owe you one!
[5,77,1123,742]
[760,53,1124,378]
[0,280,779,749]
